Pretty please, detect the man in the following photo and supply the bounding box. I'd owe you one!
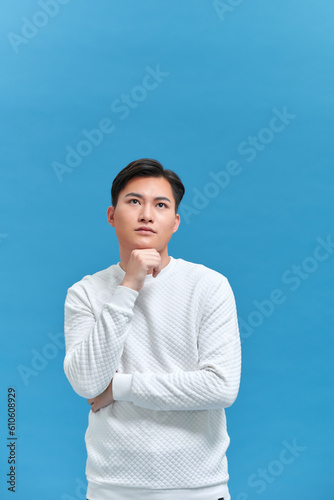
[63,158,241,500]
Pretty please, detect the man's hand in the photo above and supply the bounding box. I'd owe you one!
[120,249,162,292]
[87,372,117,413]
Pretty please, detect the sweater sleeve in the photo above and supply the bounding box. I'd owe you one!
[63,283,138,399]
[115,277,241,411]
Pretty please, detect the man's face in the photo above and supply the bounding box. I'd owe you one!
[107,176,180,254]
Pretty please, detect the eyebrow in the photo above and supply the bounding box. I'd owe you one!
[124,192,171,203]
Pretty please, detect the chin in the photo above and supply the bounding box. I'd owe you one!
[131,240,156,248]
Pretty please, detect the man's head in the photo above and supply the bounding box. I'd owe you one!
[110,158,185,214]
[107,158,185,260]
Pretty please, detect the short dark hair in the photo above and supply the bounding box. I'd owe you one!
[111,158,185,214]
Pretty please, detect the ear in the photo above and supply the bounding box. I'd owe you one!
[107,206,115,227]
[173,214,181,234]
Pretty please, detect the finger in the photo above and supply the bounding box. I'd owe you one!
[90,402,97,413]
[152,262,161,277]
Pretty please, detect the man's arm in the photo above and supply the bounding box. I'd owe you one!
[65,250,162,402]
[63,282,138,399]
[112,276,241,411]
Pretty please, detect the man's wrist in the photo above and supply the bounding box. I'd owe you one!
[120,280,139,292]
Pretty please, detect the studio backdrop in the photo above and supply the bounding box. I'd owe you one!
[1,1,333,499]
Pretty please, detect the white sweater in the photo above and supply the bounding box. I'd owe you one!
[63,256,241,500]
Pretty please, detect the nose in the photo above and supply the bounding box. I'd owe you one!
[139,205,154,222]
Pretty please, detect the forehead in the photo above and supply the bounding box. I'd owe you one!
[121,176,173,195]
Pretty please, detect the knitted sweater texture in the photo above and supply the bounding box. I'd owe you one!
[63,256,241,494]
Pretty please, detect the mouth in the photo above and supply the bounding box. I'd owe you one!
[135,229,155,234]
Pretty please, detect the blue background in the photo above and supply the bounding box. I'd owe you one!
[1,1,333,499]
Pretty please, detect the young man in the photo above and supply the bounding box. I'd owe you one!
[63,158,241,500]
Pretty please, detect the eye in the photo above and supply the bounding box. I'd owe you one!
[157,202,167,208]
[129,199,139,204]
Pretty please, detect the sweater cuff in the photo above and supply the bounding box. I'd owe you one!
[107,285,139,313]
[112,373,134,402]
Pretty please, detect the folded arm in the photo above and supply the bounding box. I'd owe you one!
[63,283,138,399]
[112,277,241,411]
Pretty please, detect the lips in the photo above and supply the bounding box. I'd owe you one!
[135,227,155,233]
